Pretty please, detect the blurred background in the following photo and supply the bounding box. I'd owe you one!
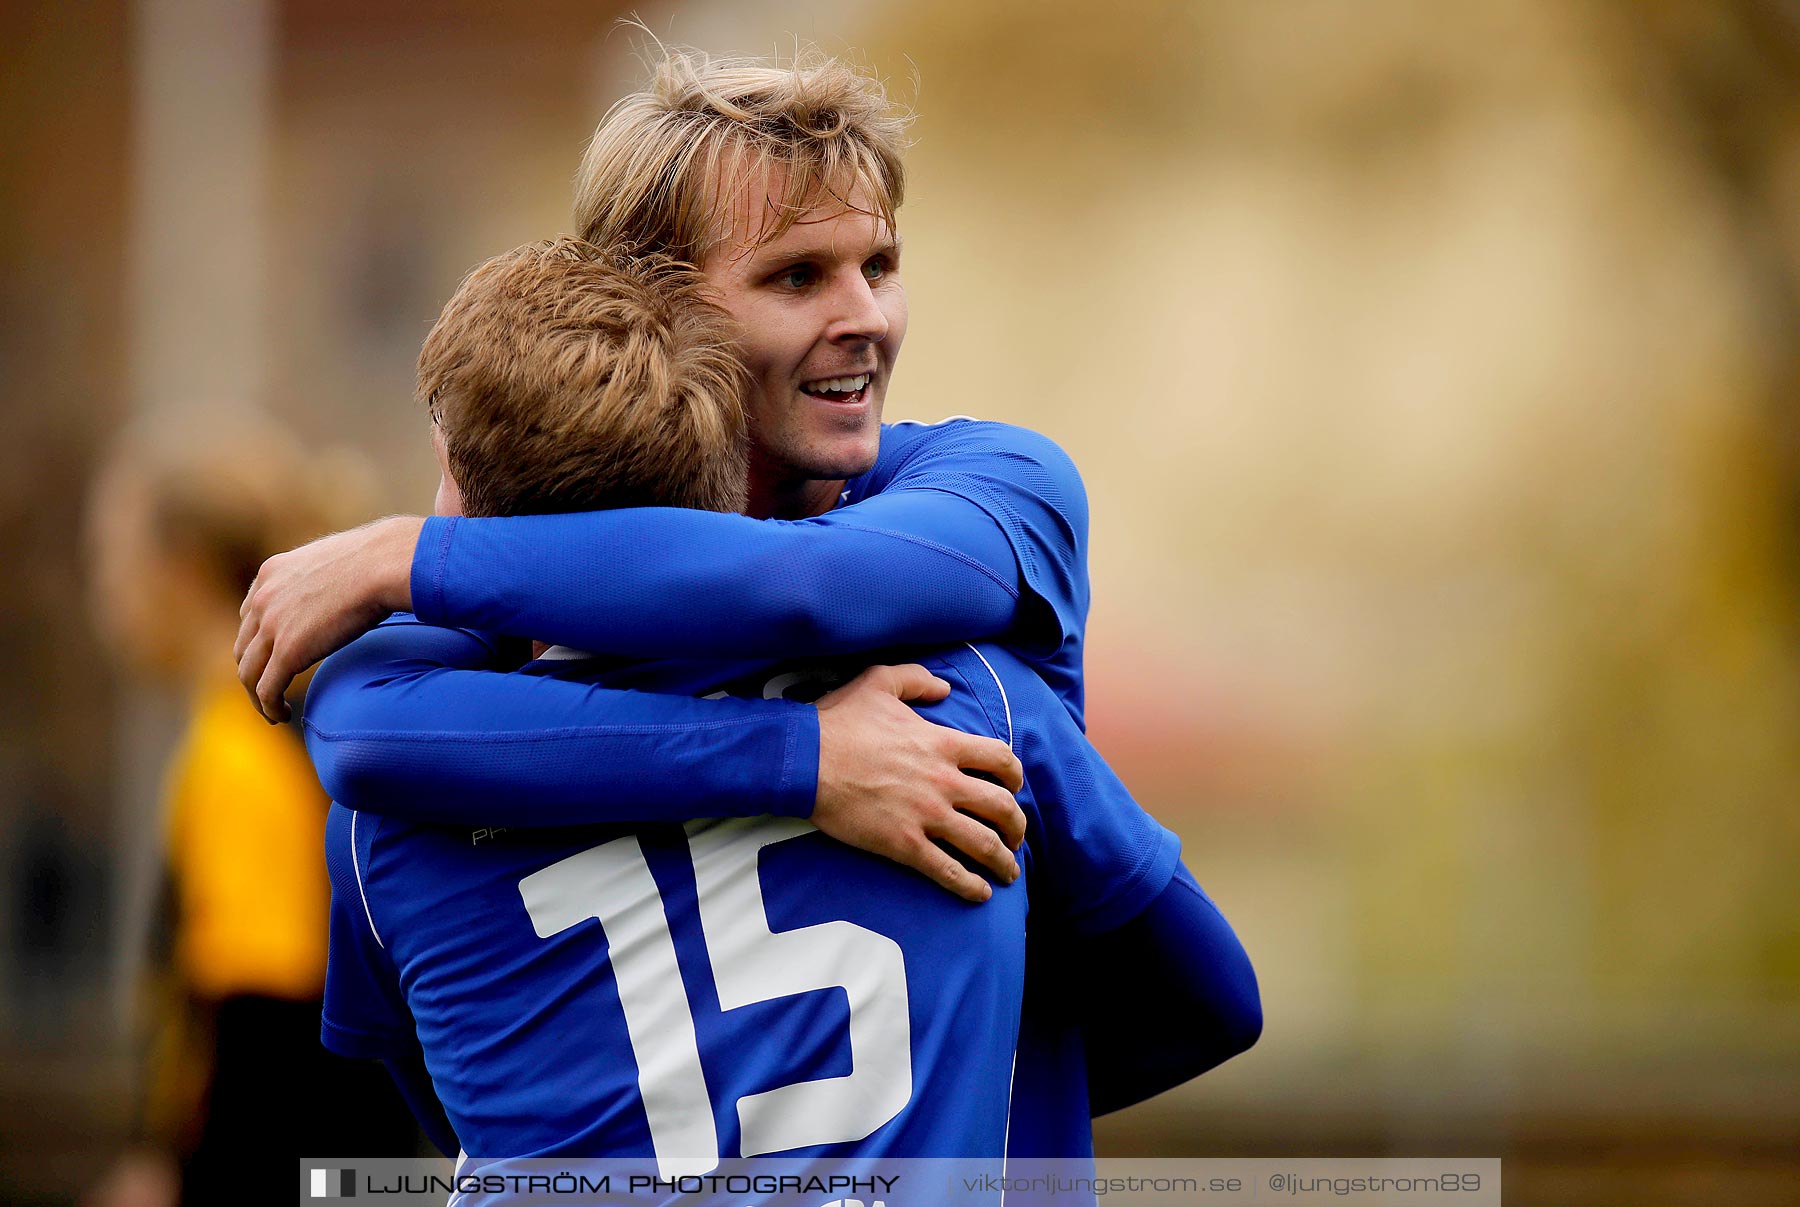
[4,0,1799,1203]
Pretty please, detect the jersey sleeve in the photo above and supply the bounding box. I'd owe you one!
[302,615,818,826]
[953,643,1180,934]
[1077,862,1262,1114]
[864,421,1089,657]
[320,804,412,1059]
[409,421,1086,659]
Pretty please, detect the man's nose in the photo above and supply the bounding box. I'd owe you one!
[825,273,890,343]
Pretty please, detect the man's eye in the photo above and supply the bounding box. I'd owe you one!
[777,265,815,289]
[862,258,887,281]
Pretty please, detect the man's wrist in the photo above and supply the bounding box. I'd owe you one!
[379,515,426,612]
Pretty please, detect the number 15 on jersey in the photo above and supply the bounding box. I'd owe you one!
[519,818,913,1177]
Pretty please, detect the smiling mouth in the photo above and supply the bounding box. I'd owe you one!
[800,372,873,404]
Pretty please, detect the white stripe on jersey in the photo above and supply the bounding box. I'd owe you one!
[446,1151,470,1207]
[967,639,1020,1197]
[960,643,1015,750]
[887,414,981,427]
[1000,1045,1019,1205]
[350,810,384,949]
[534,645,596,662]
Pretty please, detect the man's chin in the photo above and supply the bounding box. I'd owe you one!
[806,446,880,481]
[794,422,882,481]
[755,406,884,483]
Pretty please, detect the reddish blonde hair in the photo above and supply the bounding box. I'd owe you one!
[417,237,748,517]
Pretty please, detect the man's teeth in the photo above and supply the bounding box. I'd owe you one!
[804,373,872,394]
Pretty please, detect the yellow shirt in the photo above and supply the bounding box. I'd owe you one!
[163,678,329,1001]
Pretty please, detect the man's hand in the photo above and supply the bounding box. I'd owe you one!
[235,516,425,722]
[814,664,1027,904]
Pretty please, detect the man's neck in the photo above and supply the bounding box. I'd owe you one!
[746,475,845,520]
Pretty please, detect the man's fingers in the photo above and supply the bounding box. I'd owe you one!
[951,776,1028,851]
[811,658,1025,904]
[255,655,292,725]
[941,861,993,904]
[233,601,262,662]
[238,629,291,724]
[946,731,1024,793]
[861,662,950,704]
[237,630,272,707]
[901,836,993,904]
[930,810,1020,886]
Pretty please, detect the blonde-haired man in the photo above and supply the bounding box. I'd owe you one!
[576,47,913,520]
[246,45,1258,1164]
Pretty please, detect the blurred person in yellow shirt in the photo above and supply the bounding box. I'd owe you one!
[84,420,416,1207]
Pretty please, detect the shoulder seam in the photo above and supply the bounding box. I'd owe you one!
[839,514,1020,601]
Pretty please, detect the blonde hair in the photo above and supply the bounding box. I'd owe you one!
[418,237,748,518]
[574,44,911,262]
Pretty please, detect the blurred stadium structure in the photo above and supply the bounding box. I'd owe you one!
[3,1,1799,1203]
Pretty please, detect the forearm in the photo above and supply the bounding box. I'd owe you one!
[410,490,1021,655]
[303,621,816,826]
[1078,862,1262,1116]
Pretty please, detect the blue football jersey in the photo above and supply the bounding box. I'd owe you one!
[322,642,1177,1172]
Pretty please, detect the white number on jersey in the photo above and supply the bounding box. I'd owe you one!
[517,819,912,1177]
